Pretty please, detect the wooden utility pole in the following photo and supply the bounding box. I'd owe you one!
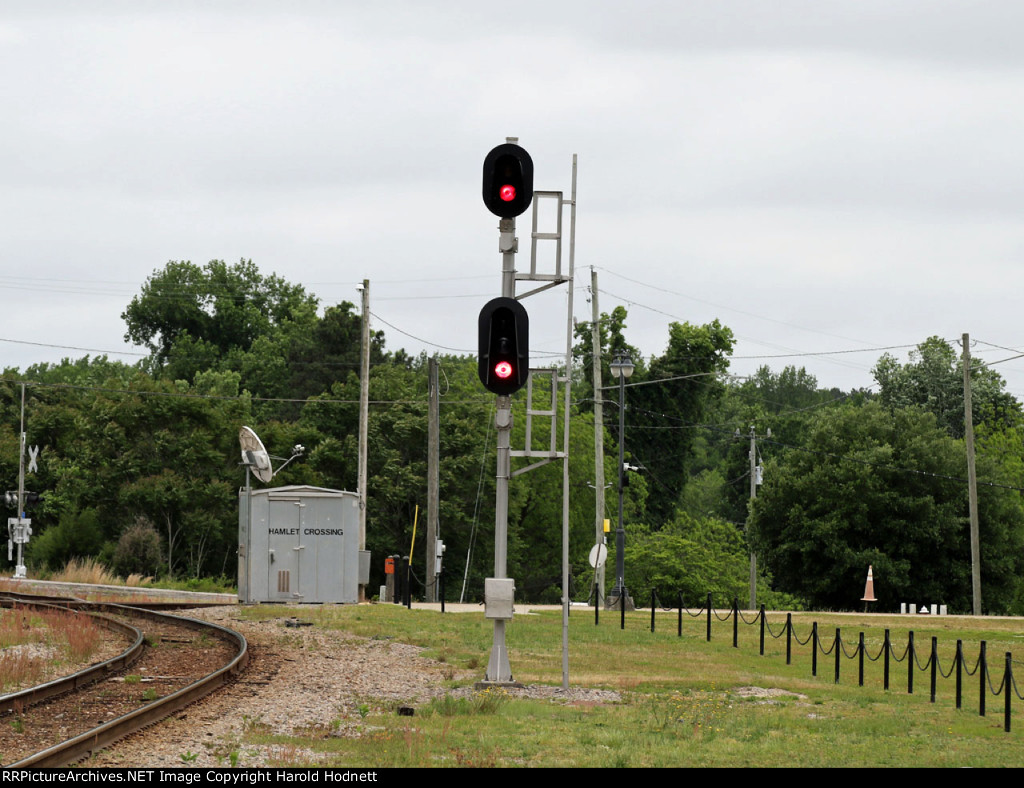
[748,425,758,610]
[591,268,606,604]
[745,424,770,610]
[358,280,370,602]
[962,333,982,615]
[426,356,440,602]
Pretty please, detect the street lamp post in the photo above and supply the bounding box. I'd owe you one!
[608,353,634,610]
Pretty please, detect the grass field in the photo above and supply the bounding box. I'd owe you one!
[232,604,1024,768]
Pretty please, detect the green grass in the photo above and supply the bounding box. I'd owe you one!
[150,575,236,594]
[231,604,1024,767]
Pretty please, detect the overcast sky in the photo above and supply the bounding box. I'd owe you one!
[4,1,1024,399]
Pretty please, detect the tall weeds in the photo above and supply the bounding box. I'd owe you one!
[50,609,103,662]
[0,647,45,690]
[50,558,118,585]
[0,605,103,690]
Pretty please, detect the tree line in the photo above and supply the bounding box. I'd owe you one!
[5,259,1024,613]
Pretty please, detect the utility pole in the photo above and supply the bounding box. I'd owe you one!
[426,356,440,603]
[962,333,982,615]
[590,268,606,605]
[746,424,770,610]
[358,279,370,602]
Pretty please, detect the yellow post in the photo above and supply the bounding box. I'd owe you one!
[408,504,419,565]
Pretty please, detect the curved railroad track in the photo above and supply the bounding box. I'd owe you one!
[0,594,248,767]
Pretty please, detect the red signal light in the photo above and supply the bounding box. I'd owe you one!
[494,361,514,379]
[499,184,516,202]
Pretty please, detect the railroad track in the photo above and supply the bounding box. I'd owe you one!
[0,594,247,767]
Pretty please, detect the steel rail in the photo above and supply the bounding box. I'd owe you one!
[0,598,147,714]
[2,599,248,767]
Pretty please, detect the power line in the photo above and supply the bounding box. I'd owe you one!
[369,310,567,358]
[0,378,419,407]
[595,266,887,349]
[0,337,147,357]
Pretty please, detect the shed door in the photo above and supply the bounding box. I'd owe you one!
[268,499,304,600]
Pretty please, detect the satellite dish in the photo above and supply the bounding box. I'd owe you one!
[239,426,273,483]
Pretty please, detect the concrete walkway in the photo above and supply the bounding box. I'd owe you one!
[0,576,236,605]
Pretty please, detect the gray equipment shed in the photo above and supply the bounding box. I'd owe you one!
[238,485,368,604]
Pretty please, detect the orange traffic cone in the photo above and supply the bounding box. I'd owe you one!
[861,565,877,603]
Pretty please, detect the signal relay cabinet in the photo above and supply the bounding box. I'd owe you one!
[238,485,370,604]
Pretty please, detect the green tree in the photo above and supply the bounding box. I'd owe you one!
[26,507,105,570]
[688,366,853,526]
[124,261,389,416]
[112,517,163,578]
[572,305,645,411]
[873,336,1019,439]
[624,511,749,605]
[627,319,734,526]
[31,370,247,578]
[286,302,387,400]
[123,259,317,368]
[750,401,1024,612]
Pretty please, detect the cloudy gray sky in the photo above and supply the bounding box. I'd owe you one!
[4,1,1024,398]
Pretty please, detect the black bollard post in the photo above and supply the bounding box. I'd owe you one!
[858,632,865,687]
[811,622,818,677]
[1004,653,1012,733]
[980,641,987,717]
[834,628,841,684]
[907,631,914,694]
[884,629,891,691]
[930,637,938,703]
[955,640,963,710]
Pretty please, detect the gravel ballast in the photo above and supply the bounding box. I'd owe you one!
[85,605,621,768]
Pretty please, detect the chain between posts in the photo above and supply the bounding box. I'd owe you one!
[587,591,1020,734]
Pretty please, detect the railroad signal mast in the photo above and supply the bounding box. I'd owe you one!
[477,139,577,688]
[478,141,533,686]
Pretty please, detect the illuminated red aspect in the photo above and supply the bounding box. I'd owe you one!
[494,360,513,379]
[500,184,516,202]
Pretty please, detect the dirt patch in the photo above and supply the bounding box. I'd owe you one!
[733,686,806,700]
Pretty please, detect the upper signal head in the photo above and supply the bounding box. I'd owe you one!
[483,143,534,218]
